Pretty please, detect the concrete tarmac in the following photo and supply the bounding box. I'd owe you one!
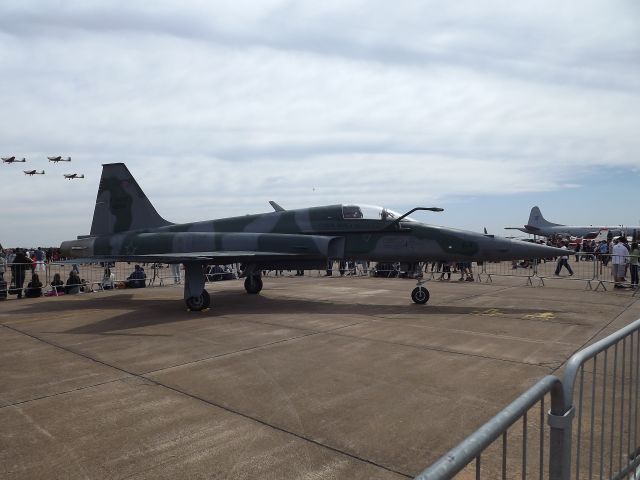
[1,272,639,479]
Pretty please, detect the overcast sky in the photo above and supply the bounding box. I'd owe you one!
[1,0,638,247]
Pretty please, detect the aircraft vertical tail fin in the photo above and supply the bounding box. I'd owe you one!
[90,163,172,236]
[526,206,562,228]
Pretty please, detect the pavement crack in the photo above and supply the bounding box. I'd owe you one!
[142,321,368,375]
[0,378,128,410]
[1,323,411,478]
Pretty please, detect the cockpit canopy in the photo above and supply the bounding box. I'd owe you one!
[341,204,414,222]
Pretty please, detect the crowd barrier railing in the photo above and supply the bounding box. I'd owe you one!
[415,318,640,480]
[415,375,563,479]
[594,254,639,292]
[535,254,598,290]
[1,256,637,299]
[482,259,537,285]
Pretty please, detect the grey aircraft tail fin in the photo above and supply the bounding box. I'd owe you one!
[526,206,562,228]
[90,163,173,236]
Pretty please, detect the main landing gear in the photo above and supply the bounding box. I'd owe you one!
[411,279,430,304]
[186,290,210,311]
[183,263,210,311]
[244,274,263,294]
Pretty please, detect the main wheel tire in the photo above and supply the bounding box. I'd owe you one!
[244,276,263,294]
[186,290,210,311]
[411,286,430,304]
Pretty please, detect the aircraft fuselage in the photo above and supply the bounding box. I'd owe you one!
[63,205,564,264]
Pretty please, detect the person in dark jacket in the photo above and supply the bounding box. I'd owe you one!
[11,249,31,299]
[126,265,146,288]
[65,270,81,294]
[25,273,43,298]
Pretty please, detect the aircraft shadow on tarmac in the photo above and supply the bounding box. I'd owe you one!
[7,292,558,336]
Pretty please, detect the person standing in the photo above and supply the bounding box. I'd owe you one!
[629,242,639,289]
[554,242,574,276]
[34,247,46,273]
[171,263,181,284]
[611,238,629,288]
[0,248,6,281]
[11,249,32,299]
[325,260,333,276]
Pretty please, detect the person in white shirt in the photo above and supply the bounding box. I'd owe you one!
[612,238,630,288]
[554,242,574,276]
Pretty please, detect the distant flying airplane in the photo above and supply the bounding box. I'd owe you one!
[60,163,569,311]
[24,170,45,176]
[505,206,638,238]
[2,156,26,163]
[64,173,84,179]
[48,156,71,163]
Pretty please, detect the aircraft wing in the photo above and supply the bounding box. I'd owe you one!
[58,251,325,265]
[61,232,347,265]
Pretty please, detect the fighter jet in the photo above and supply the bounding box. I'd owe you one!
[48,156,71,163]
[64,173,84,180]
[61,163,570,311]
[2,156,26,163]
[505,206,638,238]
[24,170,45,176]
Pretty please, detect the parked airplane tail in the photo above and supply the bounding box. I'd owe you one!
[90,163,172,236]
[526,206,562,228]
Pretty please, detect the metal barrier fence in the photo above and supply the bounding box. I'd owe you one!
[415,318,640,480]
[477,255,638,293]
[0,261,188,297]
[1,255,637,298]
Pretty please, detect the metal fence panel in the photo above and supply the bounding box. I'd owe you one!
[414,376,564,479]
[416,319,640,480]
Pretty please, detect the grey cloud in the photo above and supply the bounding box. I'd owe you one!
[1,3,638,93]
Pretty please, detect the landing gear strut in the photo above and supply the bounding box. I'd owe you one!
[411,279,430,304]
[183,262,210,311]
[244,274,263,294]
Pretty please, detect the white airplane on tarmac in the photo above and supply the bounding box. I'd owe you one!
[505,206,639,238]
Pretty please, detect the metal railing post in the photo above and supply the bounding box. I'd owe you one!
[548,379,573,480]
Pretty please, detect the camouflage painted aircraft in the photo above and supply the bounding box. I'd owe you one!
[61,163,569,311]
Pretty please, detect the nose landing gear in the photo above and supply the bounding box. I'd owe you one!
[244,274,263,294]
[411,279,430,304]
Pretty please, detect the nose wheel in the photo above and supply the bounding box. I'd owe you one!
[411,280,430,304]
